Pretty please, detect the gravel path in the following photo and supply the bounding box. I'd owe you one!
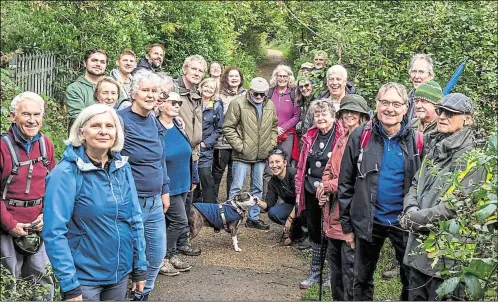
[151,49,309,301]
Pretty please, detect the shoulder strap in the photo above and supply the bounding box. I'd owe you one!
[360,121,373,151]
[290,88,296,105]
[267,87,274,99]
[38,135,50,170]
[1,135,20,174]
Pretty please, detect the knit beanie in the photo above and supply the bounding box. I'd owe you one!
[414,80,443,104]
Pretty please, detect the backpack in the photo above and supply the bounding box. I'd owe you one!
[267,87,296,105]
[1,134,50,200]
[357,121,423,175]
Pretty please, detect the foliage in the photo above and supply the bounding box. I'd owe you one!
[1,68,67,159]
[0,262,61,301]
[415,136,498,300]
[1,1,283,99]
[283,1,497,137]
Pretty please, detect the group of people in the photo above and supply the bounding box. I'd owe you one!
[0,44,486,301]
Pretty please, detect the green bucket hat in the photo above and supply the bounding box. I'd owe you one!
[337,94,370,118]
[414,80,443,104]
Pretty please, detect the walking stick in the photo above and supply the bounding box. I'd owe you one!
[318,205,325,301]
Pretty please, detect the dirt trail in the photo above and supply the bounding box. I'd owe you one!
[152,49,308,301]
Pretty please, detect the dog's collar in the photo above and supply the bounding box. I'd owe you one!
[225,199,245,216]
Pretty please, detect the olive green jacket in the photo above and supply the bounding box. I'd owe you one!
[403,127,486,277]
[222,93,278,163]
[65,75,96,125]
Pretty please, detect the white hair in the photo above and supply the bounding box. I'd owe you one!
[10,91,45,114]
[129,69,161,96]
[157,72,174,88]
[66,104,124,153]
[327,65,348,80]
[409,54,434,76]
[182,55,207,74]
[269,64,297,88]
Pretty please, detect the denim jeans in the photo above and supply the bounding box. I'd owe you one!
[80,275,128,301]
[165,193,189,258]
[268,203,294,225]
[229,160,265,221]
[140,194,166,295]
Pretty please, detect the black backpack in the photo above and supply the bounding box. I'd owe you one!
[1,134,50,200]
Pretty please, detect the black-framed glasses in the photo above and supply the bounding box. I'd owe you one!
[436,107,461,118]
[253,92,266,98]
[299,83,311,89]
[159,92,169,100]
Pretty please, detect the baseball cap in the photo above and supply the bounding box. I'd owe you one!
[249,77,270,93]
[300,62,314,70]
[435,93,474,114]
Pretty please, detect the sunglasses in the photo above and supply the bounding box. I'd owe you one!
[253,92,266,98]
[167,100,183,107]
[268,148,286,157]
[299,83,311,89]
[436,107,461,118]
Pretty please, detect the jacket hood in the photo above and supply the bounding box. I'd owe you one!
[429,126,475,160]
[221,87,246,96]
[175,77,201,99]
[75,75,95,88]
[62,145,128,172]
[136,57,151,70]
[110,68,132,82]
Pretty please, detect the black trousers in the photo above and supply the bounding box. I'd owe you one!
[353,223,410,301]
[304,190,322,244]
[195,167,217,203]
[212,149,233,200]
[408,267,465,301]
[327,238,355,301]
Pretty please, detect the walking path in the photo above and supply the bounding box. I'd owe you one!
[152,49,308,301]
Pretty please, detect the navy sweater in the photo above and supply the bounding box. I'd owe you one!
[374,123,405,225]
[118,107,169,197]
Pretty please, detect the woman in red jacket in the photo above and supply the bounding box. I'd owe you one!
[316,94,370,300]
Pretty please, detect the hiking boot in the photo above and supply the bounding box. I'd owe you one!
[382,267,398,280]
[300,242,323,289]
[245,219,270,230]
[169,255,192,272]
[296,237,311,250]
[159,259,180,276]
[178,244,201,256]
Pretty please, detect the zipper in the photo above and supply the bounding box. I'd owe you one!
[104,168,121,283]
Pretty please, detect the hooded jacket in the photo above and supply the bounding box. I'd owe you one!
[173,77,203,161]
[402,127,486,277]
[65,75,96,123]
[199,99,224,168]
[295,120,344,215]
[215,88,247,149]
[43,145,147,294]
[132,57,163,75]
[338,117,422,242]
[222,93,278,163]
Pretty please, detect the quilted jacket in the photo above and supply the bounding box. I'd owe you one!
[222,93,278,163]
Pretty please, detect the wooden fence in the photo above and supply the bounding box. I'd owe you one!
[8,51,64,98]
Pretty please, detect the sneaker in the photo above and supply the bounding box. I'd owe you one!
[178,244,201,256]
[296,237,311,250]
[159,259,180,276]
[245,219,270,230]
[169,255,192,272]
[299,278,318,289]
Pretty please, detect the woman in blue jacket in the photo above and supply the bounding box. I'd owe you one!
[43,104,147,301]
[196,78,224,203]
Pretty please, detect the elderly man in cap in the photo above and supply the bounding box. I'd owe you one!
[299,62,314,78]
[410,80,443,135]
[223,77,278,230]
[1,92,56,300]
[400,93,485,300]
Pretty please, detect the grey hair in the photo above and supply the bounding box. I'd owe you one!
[157,72,174,88]
[182,55,207,74]
[269,64,297,88]
[309,99,336,119]
[66,104,124,153]
[327,65,348,80]
[129,69,161,97]
[375,82,409,105]
[314,50,328,60]
[10,91,45,114]
[409,54,434,76]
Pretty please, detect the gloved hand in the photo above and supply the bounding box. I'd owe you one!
[399,206,420,229]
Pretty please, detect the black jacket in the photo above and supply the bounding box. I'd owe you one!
[338,117,422,242]
[132,57,162,75]
[264,167,297,211]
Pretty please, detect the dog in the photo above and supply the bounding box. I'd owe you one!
[189,192,257,252]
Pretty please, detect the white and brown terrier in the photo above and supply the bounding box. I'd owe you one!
[189,192,257,252]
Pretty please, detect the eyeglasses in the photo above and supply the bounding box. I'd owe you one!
[253,92,266,98]
[410,70,430,76]
[159,92,169,100]
[299,83,311,89]
[277,74,289,79]
[379,100,406,109]
[436,107,461,118]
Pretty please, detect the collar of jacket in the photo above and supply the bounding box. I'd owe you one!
[373,116,410,140]
[9,124,41,150]
[65,145,128,173]
[302,120,343,147]
[222,88,246,96]
[203,98,215,110]
[429,126,475,161]
[176,76,201,99]
[246,93,269,107]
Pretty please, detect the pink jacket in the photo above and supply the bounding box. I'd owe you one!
[322,129,350,240]
[295,120,344,215]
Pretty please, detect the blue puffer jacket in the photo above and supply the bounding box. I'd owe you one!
[199,99,224,168]
[43,145,147,293]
